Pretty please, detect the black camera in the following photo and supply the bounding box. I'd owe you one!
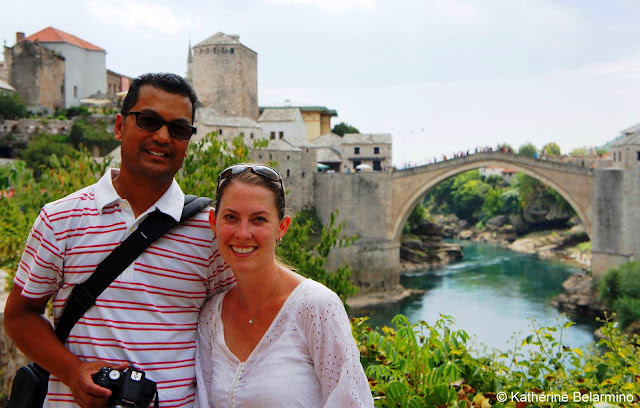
[92,367,158,408]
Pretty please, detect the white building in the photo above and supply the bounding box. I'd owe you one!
[25,27,106,108]
[258,107,308,145]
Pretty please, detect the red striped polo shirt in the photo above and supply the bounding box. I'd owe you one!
[14,169,234,407]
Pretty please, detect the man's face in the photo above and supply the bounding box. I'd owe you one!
[115,85,193,182]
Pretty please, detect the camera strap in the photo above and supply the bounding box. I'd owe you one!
[55,194,212,342]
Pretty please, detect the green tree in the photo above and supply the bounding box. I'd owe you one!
[450,170,488,220]
[542,142,562,157]
[518,142,538,158]
[598,261,640,329]
[331,122,360,136]
[0,93,28,120]
[19,133,79,179]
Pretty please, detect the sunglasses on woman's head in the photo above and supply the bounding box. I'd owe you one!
[125,111,197,140]
[217,164,285,201]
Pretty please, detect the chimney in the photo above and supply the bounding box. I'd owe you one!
[16,32,25,42]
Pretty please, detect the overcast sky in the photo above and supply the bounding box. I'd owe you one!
[2,0,640,166]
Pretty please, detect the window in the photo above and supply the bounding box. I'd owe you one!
[286,169,290,177]
[302,171,305,178]
[279,131,284,139]
[270,131,276,140]
[374,146,380,154]
[373,160,382,171]
[637,151,640,161]
[230,48,234,54]
[287,155,290,160]
[73,86,77,98]
[354,147,360,155]
[250,133,254,139]
[219,129,223,135]
[353,160,361,169]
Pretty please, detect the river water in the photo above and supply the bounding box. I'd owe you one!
[350,239,601,353]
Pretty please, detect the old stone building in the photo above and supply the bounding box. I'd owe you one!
[3,33,65,113]
[191,33,258,121]
[106,69,131,103]
[340,133,393,171]
[24,27,106,109]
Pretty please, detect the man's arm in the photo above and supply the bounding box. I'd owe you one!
[4,285,124,407]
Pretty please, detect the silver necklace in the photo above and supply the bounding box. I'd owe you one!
[238,269,281,326]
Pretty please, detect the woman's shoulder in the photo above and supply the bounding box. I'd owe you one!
[294,279,341,304]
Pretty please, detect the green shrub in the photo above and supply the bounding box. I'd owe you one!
[613,296,640,329]
[598,261,640,315]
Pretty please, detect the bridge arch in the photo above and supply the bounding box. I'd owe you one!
[390,152,594,244]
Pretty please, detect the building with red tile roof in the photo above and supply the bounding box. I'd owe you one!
[25,27,105,52]
[22,27,106,108]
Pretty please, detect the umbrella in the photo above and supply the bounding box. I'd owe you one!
[317,163,330,169]
[356,163,372,170]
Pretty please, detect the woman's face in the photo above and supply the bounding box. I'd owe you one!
[210,181,290,275]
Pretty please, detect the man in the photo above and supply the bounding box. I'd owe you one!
[4,73,234,407]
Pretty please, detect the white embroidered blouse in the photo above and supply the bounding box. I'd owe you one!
[194,279,374,407]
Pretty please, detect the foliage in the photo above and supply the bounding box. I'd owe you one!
[542,142,562,157]
[69,120,120,155]
[0,93,29,120]
[352,313,640,407]
[517,143,538,158]
[332,122,360,136]
[1,150,109,290]
[58,105,91,119]
[597,261,640,329]
[277,211,359,303]
[407,204,427,229]
[177,132,268,198]
[19,133,79,179]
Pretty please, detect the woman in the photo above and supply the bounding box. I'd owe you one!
[194,163,374,407]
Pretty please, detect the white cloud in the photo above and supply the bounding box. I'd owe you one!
[263,0,377,13]
[85,0,203,35]
[552,54,640,80]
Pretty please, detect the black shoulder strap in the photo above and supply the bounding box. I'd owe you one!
[55,195,213,343]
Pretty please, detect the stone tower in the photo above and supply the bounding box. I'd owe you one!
[191,33,258,120]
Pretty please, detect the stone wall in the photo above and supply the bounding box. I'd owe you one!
[313,171,398,292]
[4,40,65,113]
[591,168,639,278]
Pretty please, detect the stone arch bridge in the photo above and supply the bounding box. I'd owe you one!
[313,151,637,293]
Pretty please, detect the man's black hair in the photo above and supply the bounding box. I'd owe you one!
[120,72,198,122]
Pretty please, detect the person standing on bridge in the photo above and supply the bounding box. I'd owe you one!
[194,163,374,407]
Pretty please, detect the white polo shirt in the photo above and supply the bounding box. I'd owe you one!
[14,168,234,407]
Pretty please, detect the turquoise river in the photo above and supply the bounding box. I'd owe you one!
[350,239,601,353]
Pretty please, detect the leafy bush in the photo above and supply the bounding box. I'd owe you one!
[0,93,28,120]
[19,133,79,178]
[352,313,640,407]
[598,261,640,329]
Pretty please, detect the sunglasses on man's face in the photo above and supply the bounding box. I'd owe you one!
[125,111,197,140]
[217,164,285,201]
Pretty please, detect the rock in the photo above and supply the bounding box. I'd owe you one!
[624,319,640,336]
[552,273,605,316]
[412,219,443,236]
[485,215,508,230]
[509,214,529,234]
[458,229,474,240]
[401,236,424,251]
